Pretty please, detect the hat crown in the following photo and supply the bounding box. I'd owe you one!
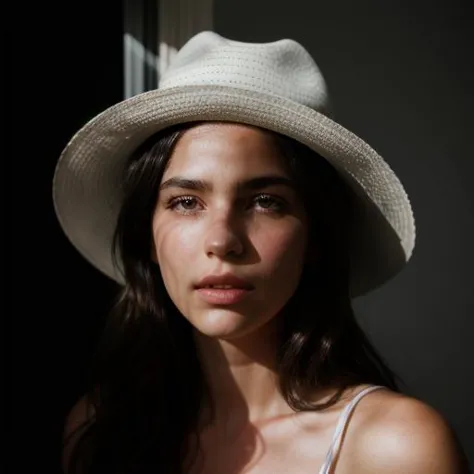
[159,31,332,117]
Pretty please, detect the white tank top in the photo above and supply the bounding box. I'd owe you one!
[317,385,385,474]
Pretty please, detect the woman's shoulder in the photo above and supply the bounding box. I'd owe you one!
[62,394,97,472]
[64,393,96,435]
[344,386,470,474]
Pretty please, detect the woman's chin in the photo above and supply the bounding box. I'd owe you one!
[189,308,256,340]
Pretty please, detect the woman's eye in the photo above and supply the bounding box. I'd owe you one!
[168,196,201,213]
[178,198,197,209]
[253,194,285,212]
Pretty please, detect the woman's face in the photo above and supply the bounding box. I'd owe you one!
[152,123,308,340]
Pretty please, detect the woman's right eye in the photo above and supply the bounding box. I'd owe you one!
[167,196,202,214]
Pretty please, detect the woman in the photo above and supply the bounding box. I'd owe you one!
[54,32,470,473]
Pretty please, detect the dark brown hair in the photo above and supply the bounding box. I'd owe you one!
[64,122,402,473]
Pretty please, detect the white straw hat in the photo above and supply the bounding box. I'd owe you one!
[52,31,415,298]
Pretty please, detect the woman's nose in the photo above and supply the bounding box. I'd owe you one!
[203,215,244,259]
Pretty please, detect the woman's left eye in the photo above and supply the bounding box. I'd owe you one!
[253,194,285,212]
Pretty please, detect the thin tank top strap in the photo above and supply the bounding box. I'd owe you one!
[317,385,386,474]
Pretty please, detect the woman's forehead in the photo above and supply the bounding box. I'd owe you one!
[162,122,290,182]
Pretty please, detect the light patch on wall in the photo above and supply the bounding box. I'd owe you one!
[124,33,160,99]
[123,0,213,99]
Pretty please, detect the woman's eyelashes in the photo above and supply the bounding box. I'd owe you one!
[164,193,288,216]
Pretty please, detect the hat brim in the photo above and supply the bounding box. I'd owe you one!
[52,84,415,298]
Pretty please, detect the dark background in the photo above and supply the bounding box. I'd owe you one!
[10,0,473,472]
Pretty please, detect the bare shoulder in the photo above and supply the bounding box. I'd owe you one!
[64,393,96,439]
[62,394,97,471]
[347,388,471,474]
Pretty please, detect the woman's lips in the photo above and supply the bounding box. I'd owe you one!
[195,287,253,305]
[194,272,255,304]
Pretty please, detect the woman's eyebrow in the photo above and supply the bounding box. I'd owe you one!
[159,175,296,192]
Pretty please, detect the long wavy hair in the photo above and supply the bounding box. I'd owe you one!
[64,121,403,473]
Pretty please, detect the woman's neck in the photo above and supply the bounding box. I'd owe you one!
[193,320,294,439]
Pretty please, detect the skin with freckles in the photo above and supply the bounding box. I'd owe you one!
[152,122,308,342]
